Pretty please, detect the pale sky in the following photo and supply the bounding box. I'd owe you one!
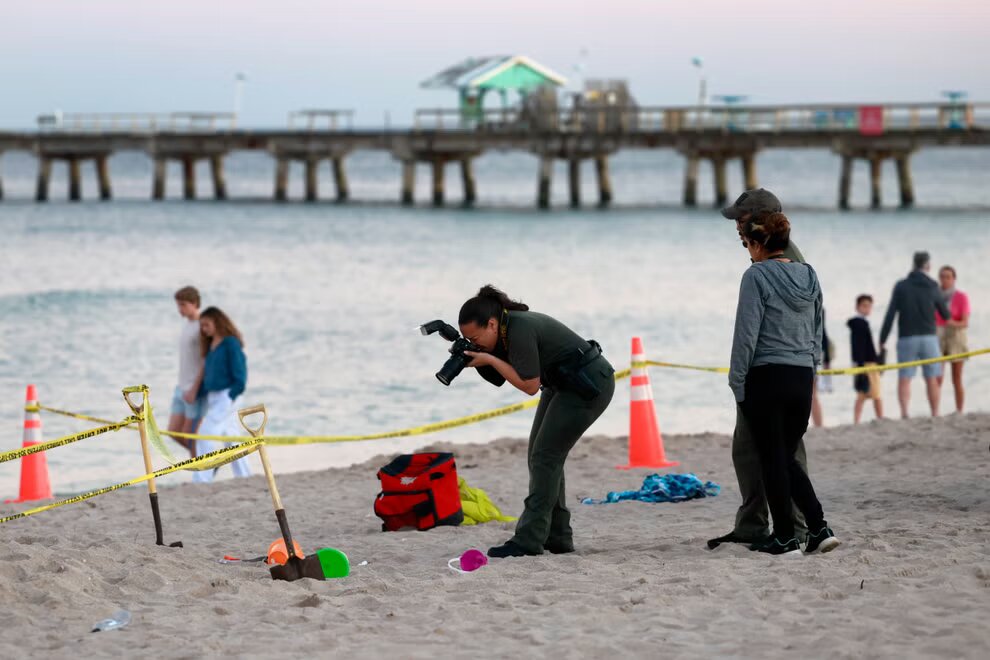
[1,0,988,128]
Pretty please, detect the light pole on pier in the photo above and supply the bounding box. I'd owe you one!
[572,47,589,93]
[233,73,247,127]
[691,57,707,107]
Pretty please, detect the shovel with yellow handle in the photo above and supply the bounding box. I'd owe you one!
[123,385,183,548]
[237,404,329,582]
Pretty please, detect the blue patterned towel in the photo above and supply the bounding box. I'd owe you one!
[581,473,720,505]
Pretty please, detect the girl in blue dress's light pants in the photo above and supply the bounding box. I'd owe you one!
[192,389,252,483]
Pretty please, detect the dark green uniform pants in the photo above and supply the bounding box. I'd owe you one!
[732,403,809,542]
[510,358,615,553]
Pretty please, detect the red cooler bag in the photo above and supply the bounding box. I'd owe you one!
[374,453,464,531]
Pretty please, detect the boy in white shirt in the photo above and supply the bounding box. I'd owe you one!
[169,286,204,455]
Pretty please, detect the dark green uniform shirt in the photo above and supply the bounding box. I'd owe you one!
[783,240,805,263]
[478,311,590,386]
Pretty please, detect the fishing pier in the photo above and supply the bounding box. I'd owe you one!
[0,102,987,209]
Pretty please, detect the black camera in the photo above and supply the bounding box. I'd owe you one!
[420,320,482,386]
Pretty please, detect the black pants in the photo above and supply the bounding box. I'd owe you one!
[741,364,825,541]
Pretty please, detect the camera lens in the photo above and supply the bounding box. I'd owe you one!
[436,353,467,386]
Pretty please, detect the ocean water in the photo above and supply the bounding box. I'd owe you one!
[1,147,988,495]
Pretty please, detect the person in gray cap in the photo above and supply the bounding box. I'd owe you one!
[879,251,951,418]
[708,188,810,550]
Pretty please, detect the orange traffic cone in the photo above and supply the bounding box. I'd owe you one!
[617,338,679,470]
[12,385,53,502]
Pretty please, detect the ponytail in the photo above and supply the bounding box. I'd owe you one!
[458,284,529,326]
[744,211,791,252]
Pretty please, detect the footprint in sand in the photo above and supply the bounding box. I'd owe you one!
[190,577,240,597]
[294,594,322,608]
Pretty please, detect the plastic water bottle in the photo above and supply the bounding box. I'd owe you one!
[91,609,131,633]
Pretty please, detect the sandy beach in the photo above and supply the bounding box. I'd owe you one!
[2,413,988,659]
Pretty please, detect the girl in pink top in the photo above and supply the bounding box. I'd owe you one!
[936,265,970,413]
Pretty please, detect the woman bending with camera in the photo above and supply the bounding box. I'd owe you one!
[728,213,840,556]
[458,285,615,558]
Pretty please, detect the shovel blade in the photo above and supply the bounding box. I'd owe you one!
[270,556,325,582]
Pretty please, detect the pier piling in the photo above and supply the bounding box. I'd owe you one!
[274,158,289,202]
[182,157,196,200]
[460,158,476,206]
[305,157,319,202]
[838,154,853,210]
[568,158,581,208]
[96,155,112,200]
[741,153,758,190]
[35,157,51,202]
[332,157,349,202]
[401,161,415,205]
[869,157,882,210]
[68,157,82,202]
[712,157,728,207]
[210,155,227,200]
[683,154,699,207]
[896,155,914,208]
[152,158,166,200]
[595,155,612,207]
[432,159,445,206]
[537,157,553,209]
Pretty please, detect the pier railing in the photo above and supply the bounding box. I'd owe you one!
[31,103,990,135]
[287,109,355,131]
[413,102,990,134]
[36,112,238,132]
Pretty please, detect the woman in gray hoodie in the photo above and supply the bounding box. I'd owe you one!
[728,212,840,556]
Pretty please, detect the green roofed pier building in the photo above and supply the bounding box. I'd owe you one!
[421,55,567,126]
[412,55,573,207]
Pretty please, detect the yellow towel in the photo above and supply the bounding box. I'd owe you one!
[458,477,517,525]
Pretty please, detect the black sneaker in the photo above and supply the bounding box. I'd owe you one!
[750,536,803,556]
[544,538,575,555]
[804,524,841,554]
[487,541,541,558]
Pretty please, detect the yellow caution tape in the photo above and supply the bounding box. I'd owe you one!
[817,348,989,376]
[33,397,548,445]
[124,384,211,470]
[642,360,729,374]
[146,403,183,463]
[632,347,988,377]
[26,404,131,428]
[0,416,139,465]
[0,440,262,525]
[178,397,547,446]
[25,347,987,448]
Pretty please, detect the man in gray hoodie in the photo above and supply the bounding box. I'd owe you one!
[879,251,951,418]
[708,188,810,550]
